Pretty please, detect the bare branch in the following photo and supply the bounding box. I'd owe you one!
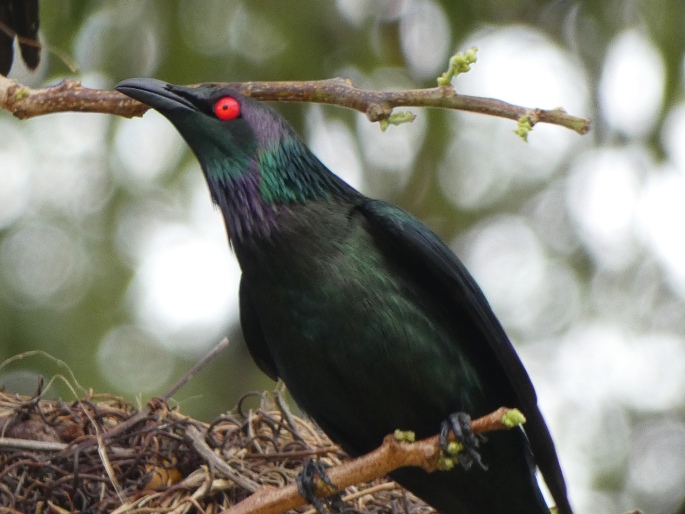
[0,76,145,118]
[0,76,590,134]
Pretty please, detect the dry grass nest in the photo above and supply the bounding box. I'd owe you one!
[0,388,433,514]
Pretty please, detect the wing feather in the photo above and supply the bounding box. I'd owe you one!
[239,276,279,381]
[358,199,572,514]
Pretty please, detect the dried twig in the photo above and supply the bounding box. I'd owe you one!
[185,424,260,493]
[0,437,67,452]
[161,337,230,403]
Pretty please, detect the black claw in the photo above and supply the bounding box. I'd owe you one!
[296,459,344,514]
[440,412,488,471]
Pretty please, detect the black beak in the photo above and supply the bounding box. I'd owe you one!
[115,78,199,114]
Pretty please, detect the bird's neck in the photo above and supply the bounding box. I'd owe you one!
[203,138,357,247]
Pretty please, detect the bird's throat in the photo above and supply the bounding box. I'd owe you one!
[202,139,357,247]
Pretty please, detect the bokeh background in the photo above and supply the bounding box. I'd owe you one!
[1,1,684,513]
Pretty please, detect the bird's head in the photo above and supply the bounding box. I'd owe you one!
[116,78,296,185]
[116,78,354,242]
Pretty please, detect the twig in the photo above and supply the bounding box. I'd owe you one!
[243,446,339,460]
[0,437,67,452]
[161,337,230,403]
[0,76,590,134]
[337,481,398,505]
[219,406,518,514]
[185,424,261,493]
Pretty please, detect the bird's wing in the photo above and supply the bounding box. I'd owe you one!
[239,276,279,381]
[357,199,572,514]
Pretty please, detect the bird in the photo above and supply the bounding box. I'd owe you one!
[116,77,573,514]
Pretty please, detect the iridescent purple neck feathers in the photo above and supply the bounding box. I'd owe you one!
[203,135,358,246]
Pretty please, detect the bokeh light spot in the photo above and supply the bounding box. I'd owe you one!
[566,146,644,269]
[455,216,550,335]
[599,29,665,138]
[0,120,31,229]
[628,420,685,513]
[306,105,364,192]
[638,168,685,297]
[399,0,451,79]
[128,224,241,354]
[98,325,175,393]
[113,110,186,187]
[0,223,88,309]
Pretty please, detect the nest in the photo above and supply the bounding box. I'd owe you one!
[0,388,434,513]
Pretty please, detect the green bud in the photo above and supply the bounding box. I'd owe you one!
[437,47,478,86]
[501,408,527,428]
[15,87,30,100]
[436,451,457,471]
[446,441,463,456]
[380,111,416,131]
[514,116,533,142]
[393,429,416,442]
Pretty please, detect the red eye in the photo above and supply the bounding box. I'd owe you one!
[213,96,241,120]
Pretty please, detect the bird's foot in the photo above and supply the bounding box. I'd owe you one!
[439,412,487,471]
[296,458,345,514]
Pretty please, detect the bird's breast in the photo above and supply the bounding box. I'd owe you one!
[239,212,490,449]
